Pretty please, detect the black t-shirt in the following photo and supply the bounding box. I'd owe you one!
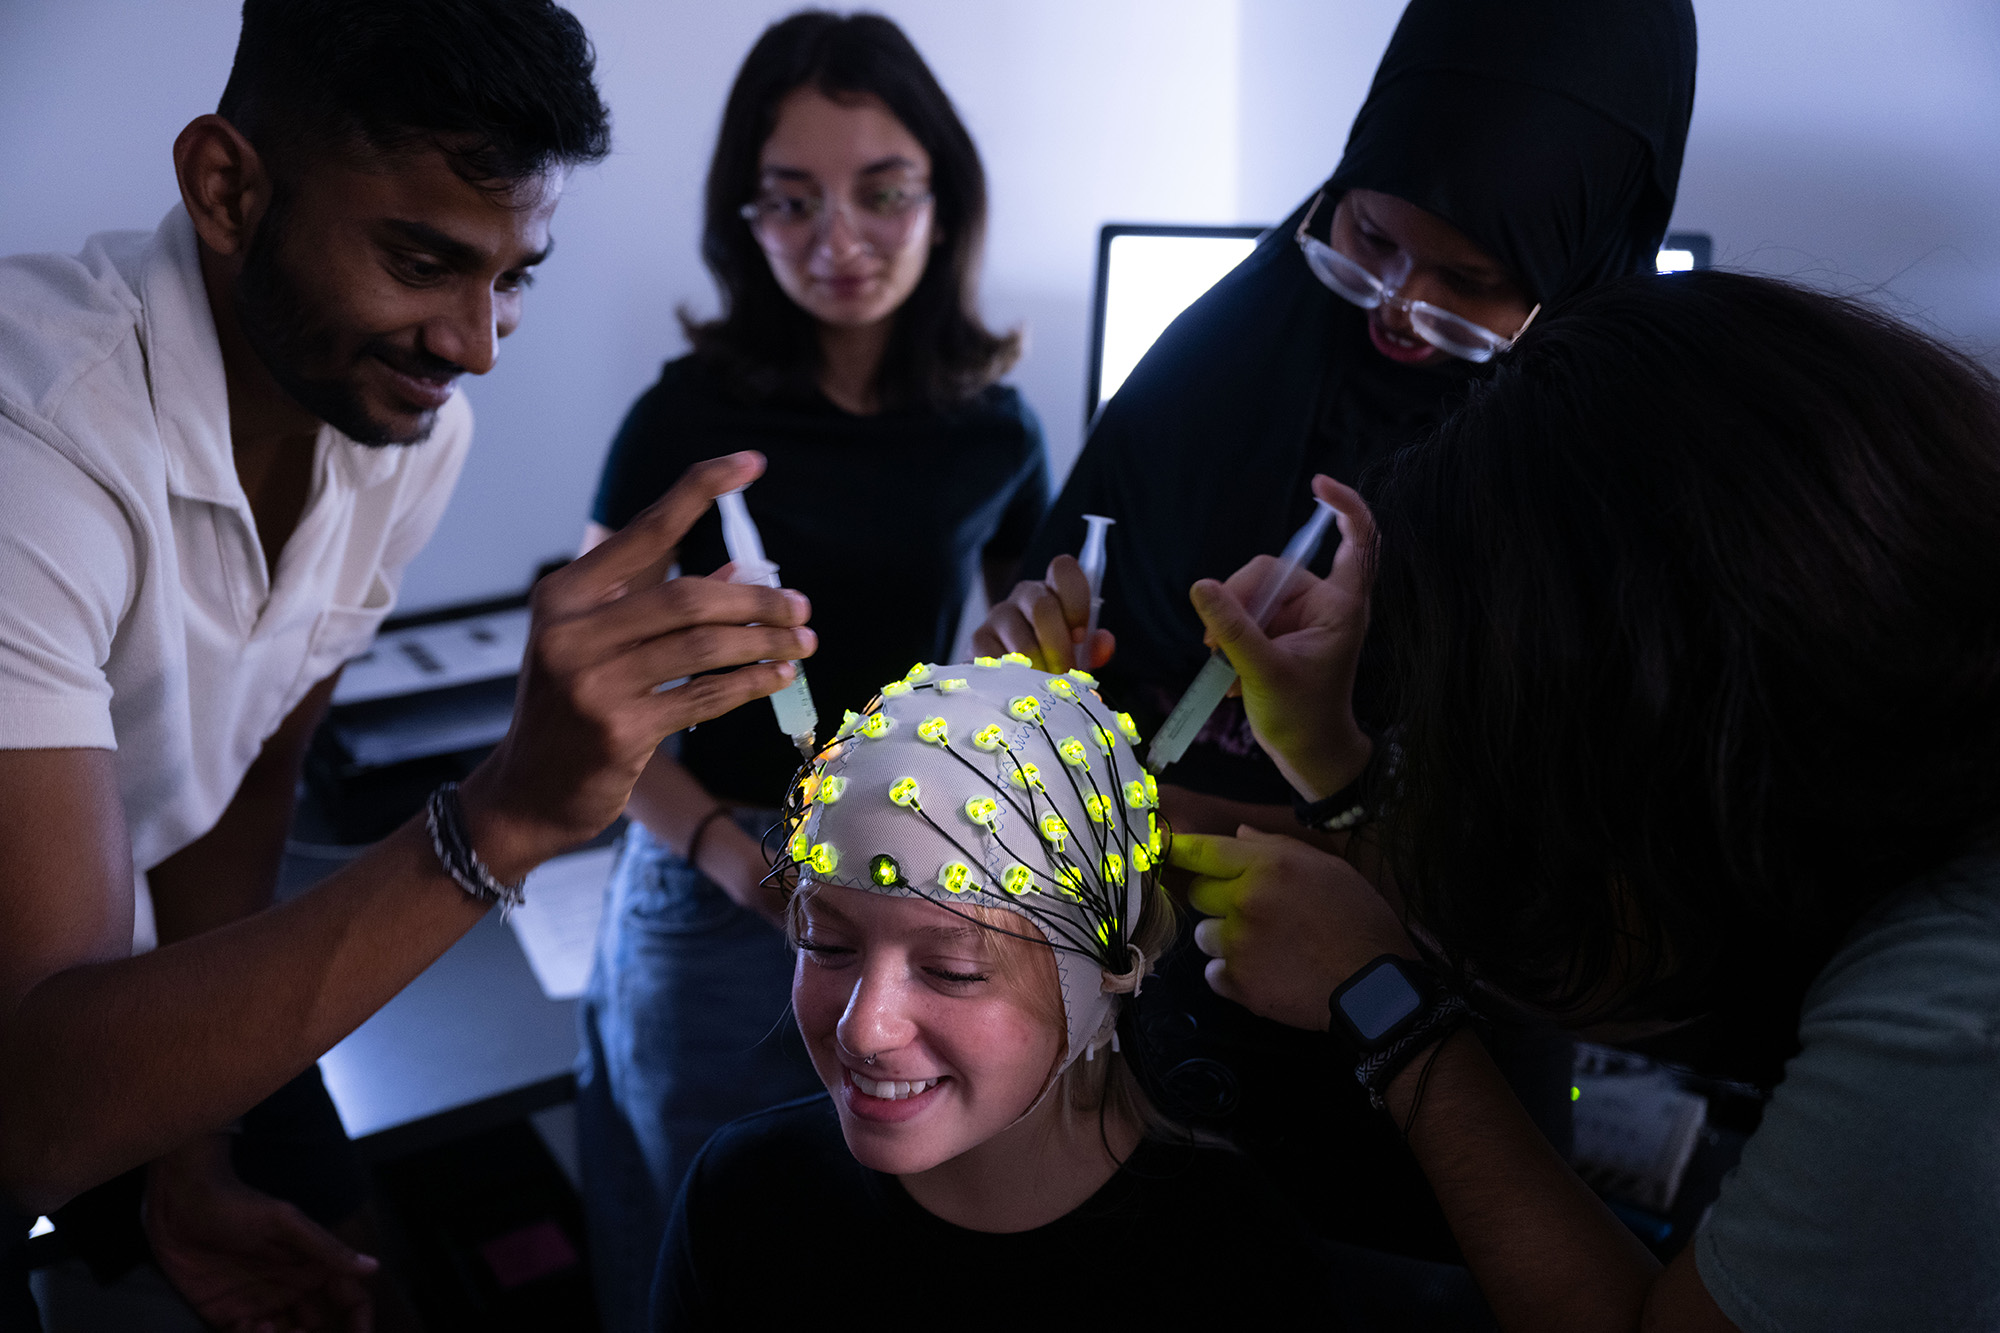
[652,1095,1340,1331]
[593,356,1049,804]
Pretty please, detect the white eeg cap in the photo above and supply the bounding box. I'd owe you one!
[782,657,1162,1069]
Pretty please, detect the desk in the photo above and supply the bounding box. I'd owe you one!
[282,843,605,1162]
[317,912,580,1160]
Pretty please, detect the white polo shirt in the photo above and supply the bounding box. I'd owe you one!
[0,205,471,878]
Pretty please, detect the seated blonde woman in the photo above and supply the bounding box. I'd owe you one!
[650,660,1347,1329]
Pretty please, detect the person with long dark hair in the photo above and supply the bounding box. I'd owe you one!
[575,14,1046,1329]
[1176,269,2000,1327]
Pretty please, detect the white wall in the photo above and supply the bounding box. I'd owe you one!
[4,1,1998,611]
[0,0,1242,613]
[1236,0,2000,360]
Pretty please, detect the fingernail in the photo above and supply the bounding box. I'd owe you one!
[784,589,810,619]
[795,627,817,653]
[776,660,797,681]
[355,1253,381,1273]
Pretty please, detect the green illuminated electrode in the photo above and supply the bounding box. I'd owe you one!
[716,489,819,758]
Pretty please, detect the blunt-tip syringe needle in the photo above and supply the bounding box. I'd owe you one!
[1143,498,1339,774]
[715,489,819,759]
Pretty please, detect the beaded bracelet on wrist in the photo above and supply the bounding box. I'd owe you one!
[425,781,527,918]
[1294,736,1402,834]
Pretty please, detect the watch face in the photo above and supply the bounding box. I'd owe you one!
[1341,962,1423,1043]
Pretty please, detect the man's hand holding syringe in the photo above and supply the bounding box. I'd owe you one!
[0,450,818,1212]
[457,452,818,878]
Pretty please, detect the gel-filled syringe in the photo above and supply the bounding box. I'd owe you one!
[716,489,819,758]
[1144,498,1339,773]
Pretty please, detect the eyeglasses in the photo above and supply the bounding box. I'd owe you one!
[1294,191,1538,363]
[739,180,934,258]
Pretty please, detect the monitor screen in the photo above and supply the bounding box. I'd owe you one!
[1087,225,1263,419]
[1086,224,1715,423]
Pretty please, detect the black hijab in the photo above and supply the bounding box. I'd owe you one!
[1328,0,1696,306]
[1025,0,1698,803]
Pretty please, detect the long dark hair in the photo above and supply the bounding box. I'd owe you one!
[682,10,1019,410]
[1369,270,2000,1047]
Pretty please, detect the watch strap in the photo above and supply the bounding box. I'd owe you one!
[1352,990,1471,1113]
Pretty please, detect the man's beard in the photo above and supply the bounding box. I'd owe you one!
[233,191,447,448]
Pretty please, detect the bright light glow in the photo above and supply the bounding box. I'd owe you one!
[1099,234,1258,407]
[30,1216,53,1238]
[1656,248,1695,273]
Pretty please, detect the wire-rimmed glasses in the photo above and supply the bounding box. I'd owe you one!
[740,179,934,259]
[1294,190,1539,363]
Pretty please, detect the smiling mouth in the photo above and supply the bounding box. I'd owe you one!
[1367,314,1435,363]
[374,355,457,410]
[850,1073,943,1101]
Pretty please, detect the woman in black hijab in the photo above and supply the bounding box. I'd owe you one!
[979,0,1696,809]
[972,0,1698,1268]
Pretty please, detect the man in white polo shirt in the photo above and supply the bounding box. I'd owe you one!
[0,2,817,1328]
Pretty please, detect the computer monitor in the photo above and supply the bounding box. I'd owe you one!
[1086,224,1265,420]
[1654,231,1713,273]
[1085,223,1715,424]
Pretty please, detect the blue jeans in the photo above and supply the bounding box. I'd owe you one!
[575,816,821,1333]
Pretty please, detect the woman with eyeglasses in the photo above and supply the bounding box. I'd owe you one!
[574,14,1046,1330]
[974,0,1697,1263]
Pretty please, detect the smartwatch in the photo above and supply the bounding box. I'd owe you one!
[1327,954,1470,1112]
[1327,954,1434,1052]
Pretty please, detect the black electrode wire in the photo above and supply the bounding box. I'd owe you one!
[935,733,1097,903]
[1071,688,1161,967]
[902,797,1106,961]
[765,674,1162,967]
[1028,713,1129,939]
[1022,686,1145,947]
[904,820,1109,962]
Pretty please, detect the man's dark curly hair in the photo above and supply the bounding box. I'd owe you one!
[217,0,611,186]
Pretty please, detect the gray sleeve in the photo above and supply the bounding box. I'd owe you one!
[1695,879,2000,1332]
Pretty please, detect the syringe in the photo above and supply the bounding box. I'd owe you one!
[1079,514,1115,646]
[716,489,819,759]
[1144,498,1339,773]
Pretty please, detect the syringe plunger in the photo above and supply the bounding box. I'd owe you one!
[1079,513,1116,644]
